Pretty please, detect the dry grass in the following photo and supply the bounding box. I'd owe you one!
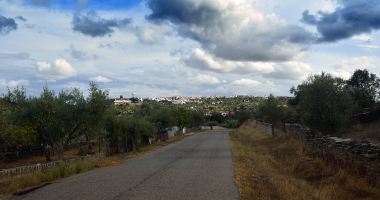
[344,120,380,143]
[230,122,380,200]
[0,131,201,197]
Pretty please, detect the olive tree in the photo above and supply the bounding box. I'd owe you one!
[295,72,355,136]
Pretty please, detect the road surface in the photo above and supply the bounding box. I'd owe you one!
[3,130,239,200]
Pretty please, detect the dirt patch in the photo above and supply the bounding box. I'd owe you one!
[230,122,380,200]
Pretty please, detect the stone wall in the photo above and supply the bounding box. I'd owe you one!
[198,126,228,130]
[284,123,380,184]
[249,119,274,136]
[0,153,105,182]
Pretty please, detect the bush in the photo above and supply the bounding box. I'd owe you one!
[75,162,84,174]
[59,161,67,178]
[295,72,355,136]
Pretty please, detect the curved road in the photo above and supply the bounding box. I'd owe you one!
[3,130,240,200]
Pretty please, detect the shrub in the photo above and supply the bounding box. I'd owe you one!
[75,162,84,174]
[59,161,67,178]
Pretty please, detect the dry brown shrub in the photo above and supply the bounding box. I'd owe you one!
[230,122,380,200]
[345,120,380,143]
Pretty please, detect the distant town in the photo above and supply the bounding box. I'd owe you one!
[114,94,290,105]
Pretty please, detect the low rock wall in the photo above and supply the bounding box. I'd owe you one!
[198,126,228,130]
[284,123,380,184]
[0,153,105,182]
[249,120,274,136]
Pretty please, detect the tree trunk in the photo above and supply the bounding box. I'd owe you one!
[117,136,121,154]
[125,135,128,153]
[43,140,51,162]
[106,138,109,157]
[87,136,92,150]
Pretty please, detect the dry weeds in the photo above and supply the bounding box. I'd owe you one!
[230,122,380,200]
[344,120,380,143]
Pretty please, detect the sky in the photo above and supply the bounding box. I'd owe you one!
[0,0,379,98]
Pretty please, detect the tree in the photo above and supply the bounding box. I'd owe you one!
[172,107,192,129]
[256,94,282,125]
[0,100,36,148]
[346,69,380,110]
[294,72,355,136]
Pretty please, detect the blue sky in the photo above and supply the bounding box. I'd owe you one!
[0,0,379,98]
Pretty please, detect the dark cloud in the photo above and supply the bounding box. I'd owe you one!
[301,0,380,43]
[72,10,133,38]
[0,15,18,35]
[69,45,98,61]
[15,16,27,22]
[0,52,30,60]
[145,0,316,62]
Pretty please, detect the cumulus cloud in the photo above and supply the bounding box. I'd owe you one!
[0,79,29,89]
[0,52,30,60]
[187,74,220,84]
[14,16,27,22]
[182,49,231,72]
[72,10,132,37]
[182,48,311,80]
[134,23,171,45]
[331,56,380,71]
[146,0,315,62]
[357,45,379,49]
[229,79,261,87]
[263,61,314,80]
[70,45,98,61]
[331,70,351,80]
[352,35,374,43]
[0,15,17,35]
[36,59,77,80]
[301,0,380,43]
[89,76,112,83]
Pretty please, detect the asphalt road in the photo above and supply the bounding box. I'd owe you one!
[3,130,240,200]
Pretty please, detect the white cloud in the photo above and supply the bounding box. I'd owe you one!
[183,49,313,80]
[89,76,113,83]
[229,79,261,87]
[357,45,379,49]
[264,61,314,80]
[36,59,77,80]
[331,70,351,80]
[182,48,275,73]
[0,79,29,89]
[134,23,171,45]
[332,56,379,71]
[222,80,227,83]
[352,35,374,43]
[187,74,220,84]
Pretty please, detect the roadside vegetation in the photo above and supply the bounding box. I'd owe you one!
[229,123,380,200]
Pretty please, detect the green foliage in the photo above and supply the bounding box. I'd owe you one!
[346,69,380,110]
[171,107,192,129]
[75,162,84,174]
[210,113,225,124]
[295,72,355,136]
[59,161,67,178]
[2,82,114,161]
[256,94,283,125]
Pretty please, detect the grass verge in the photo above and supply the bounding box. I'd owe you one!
[229,122,380,200]
[0,131,203,197]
